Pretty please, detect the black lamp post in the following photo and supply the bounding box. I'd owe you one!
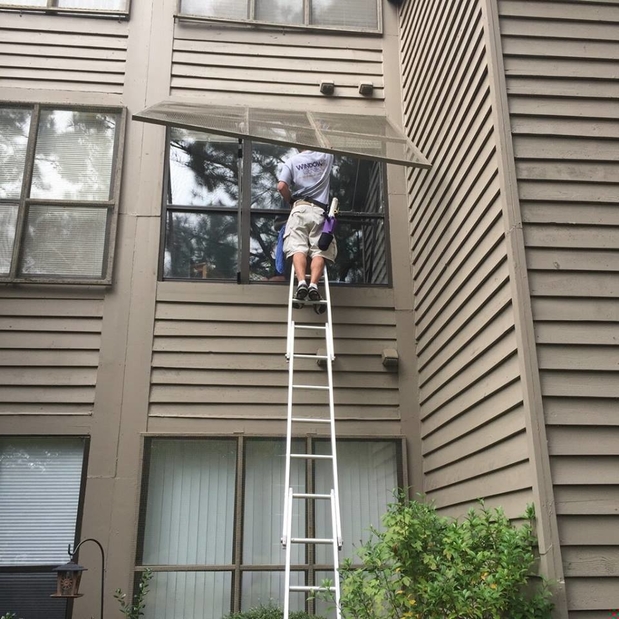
[51,538,105,619]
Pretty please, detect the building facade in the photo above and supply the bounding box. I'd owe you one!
[0,0,617,617]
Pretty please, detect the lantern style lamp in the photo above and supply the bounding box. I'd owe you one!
[51,538,105,619]
[52,560,87,598]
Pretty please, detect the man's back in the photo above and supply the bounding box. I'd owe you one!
[279,150,334,206]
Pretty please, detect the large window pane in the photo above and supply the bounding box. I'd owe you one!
[311,0,378,29]
[255,0,303,25]
[249,214,286,282]
[244,439,305,565]
[241,572,305,611]
[142,439,237,566]
[145,571,232,619]
[0,573,67,619]
[0,107,31,200]
[331,218,387,285]
[169,130,238,208]
[20,205,108,278]
[314,440,398,562]
[164,211,238,279]
[57,0,125,8]
[0,204,18,275]
[0,437,85,565]
[180,0,246,20]
[31,110,117,201]
[251,142,294,211]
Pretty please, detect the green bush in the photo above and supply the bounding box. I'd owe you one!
[224,604,323,619]
[114,568,153,619]
[336,497,553,619]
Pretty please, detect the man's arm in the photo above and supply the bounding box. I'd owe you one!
[278,180,292,205]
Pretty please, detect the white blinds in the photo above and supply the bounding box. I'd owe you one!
[314,440,398,562]
[0,437,85,566]
[0,107,31,200]
[142,439,237,566]
[31,110,117,202]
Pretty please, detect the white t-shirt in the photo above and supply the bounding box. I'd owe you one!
[278,150,334,205]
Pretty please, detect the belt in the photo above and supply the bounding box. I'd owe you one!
[293,196,328,211]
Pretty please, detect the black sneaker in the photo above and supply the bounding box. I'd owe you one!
[308,286,326,314]
[293,283,308,309]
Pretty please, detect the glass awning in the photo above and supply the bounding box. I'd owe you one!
[133,100,430,169]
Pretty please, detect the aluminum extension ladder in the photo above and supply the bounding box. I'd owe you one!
[282,270,342,619]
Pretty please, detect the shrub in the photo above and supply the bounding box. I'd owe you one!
[224,604,323,619]
[336,497,553,619]
[114,568,153,619]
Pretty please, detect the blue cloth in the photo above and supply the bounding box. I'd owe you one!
[275,225,286,275]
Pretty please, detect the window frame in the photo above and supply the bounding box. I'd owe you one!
[135,435,405,615]
[175,0,383,35]
[0,0,130,18]
[160,132,393,287]
[0,435,90,619]
[0,102,127,285]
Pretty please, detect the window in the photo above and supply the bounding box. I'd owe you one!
[178,0,380,32]
[137,437,402,619]
[0,437,88,619]
[0,104,126,284]
[163,130,390,285]
[0,0,129,17]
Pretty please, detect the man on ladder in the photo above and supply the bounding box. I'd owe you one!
[277,149,337,313]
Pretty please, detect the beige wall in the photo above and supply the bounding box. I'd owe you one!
[498,0,619,616]
[0,1,419,618]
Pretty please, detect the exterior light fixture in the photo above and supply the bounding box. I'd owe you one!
[51,538,105,619]
[320,80,335,95]
[358,81,374,96]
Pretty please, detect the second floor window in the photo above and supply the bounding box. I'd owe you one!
[0,104,126,284]
[0,0,129,17]
[178,0,381,32]
[162,128,390,285]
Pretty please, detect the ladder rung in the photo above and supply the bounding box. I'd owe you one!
[291,537,333,544]
[290,454,333,460]
[291,417,330,424]
[293,354,329,360]
[293,384,329,390]
[295,324,327,331]
[293,492,332,499]
[289,585,336,592]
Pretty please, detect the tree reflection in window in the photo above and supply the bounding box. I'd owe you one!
[163,129,389,285]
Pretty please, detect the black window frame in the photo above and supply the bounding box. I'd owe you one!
[160,130,393,287]
[0,0,130,18]
[135,435,405,615]
[0,102,127,285]
[0,435,90,619]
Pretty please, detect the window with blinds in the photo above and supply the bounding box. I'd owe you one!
[137,437,402,619]
[0,0,130,17]
[0,437,87,619]
[0,105,126,284]
[177,0,381,33]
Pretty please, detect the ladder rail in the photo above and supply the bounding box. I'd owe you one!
[283,268,341,618]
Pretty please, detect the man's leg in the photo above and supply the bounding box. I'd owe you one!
[309,256,325,286]
[292,252,308,285]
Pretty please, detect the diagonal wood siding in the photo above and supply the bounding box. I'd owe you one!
[150,283,400,423]
[171,25,384,106]
[400,0,532,517]
[0,13,127,94]
[499,0,619,615]
[0,289,104,415]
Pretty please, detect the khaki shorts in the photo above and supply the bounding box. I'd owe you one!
[283,201,337,262]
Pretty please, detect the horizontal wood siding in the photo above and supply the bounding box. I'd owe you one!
[0,13,127,94]
[171,25,384,106]
[500,0,619,614]
[400,0,531,516]
[0,289,104,415]
[150,283,400,422]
